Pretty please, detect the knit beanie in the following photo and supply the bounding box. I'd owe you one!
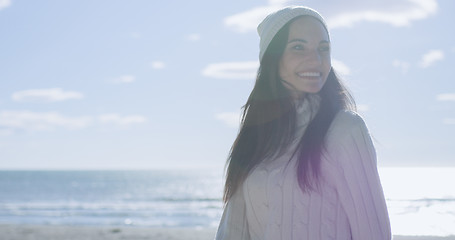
[257,6,329,61]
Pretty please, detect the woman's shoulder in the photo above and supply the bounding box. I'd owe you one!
[330,110,367,133]
[325,110,371,147]
[323,110,375,166]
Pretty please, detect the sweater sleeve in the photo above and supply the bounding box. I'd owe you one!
[324,111,392,240]
[215,187,251,240]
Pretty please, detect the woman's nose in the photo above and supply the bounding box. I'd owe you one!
[304,50,322,66]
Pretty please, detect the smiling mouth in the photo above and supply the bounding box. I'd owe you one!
[297,72,321,77]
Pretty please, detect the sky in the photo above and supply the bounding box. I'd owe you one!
[0,0,454,170]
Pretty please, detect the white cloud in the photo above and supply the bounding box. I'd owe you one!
[419,50,444,68]
[0,0,11,10]
[327,0,437,29]
[357,104,370,112]
[0,128,14,136]
[392,59,411,74]
[202,61,259,80]
[224,0,438,32]
[268,0,288,5]
[98,114,147,126]
[331,59,351,77]
[0,111,92,132]
[436,93,455,101]
[131,32,141,39]
[0,111,147,134]
[150,61,166,69]
[224,5,284,33]
[113,75,135,83]
[443,118,455,125]
[215,112,241,128]
[186,33,201,41]
[12,88,84,103]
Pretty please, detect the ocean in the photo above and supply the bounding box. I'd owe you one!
[0,168,454,236]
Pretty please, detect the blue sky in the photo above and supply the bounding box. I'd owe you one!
[0,0,454,170]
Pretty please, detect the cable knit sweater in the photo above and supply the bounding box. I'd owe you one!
[215,99,391,240]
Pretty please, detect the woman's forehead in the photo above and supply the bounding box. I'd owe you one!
[288,16,329,41]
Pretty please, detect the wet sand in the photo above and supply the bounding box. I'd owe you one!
[1,224,454,240]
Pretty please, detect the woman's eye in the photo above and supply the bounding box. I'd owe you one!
[319,46,330,52]
[292,44,304,50]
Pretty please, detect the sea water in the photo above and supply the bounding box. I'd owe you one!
[0,168,454,236]
[379,168,455,236]
[0,170,224,228]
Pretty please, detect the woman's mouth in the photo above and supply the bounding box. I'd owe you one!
[297,72,321,77]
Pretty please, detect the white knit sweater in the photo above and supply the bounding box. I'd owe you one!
[215,100,391,240]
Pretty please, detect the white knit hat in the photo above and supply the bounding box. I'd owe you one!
[257,6,329,61]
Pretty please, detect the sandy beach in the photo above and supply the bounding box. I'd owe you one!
[0,225,217,240]
[1,225,454,240]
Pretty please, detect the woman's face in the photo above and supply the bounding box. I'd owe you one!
[279,16,331,98]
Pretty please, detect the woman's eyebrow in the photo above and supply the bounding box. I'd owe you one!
[287,39,330,44]
[288,38,307,44]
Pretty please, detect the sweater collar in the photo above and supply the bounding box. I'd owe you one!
[295,93,321,128]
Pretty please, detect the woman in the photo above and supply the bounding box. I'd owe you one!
[215,6,391,240]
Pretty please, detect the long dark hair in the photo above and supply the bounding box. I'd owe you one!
[223,17,355,203]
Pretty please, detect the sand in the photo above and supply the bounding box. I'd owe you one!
[393,237,455,240]
[0,225,217,240]
[1,224,454,240]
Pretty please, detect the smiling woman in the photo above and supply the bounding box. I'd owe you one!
[215,6,391,240]
[278,16,331,97]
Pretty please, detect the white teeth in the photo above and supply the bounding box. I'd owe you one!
[298,72,320,77]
